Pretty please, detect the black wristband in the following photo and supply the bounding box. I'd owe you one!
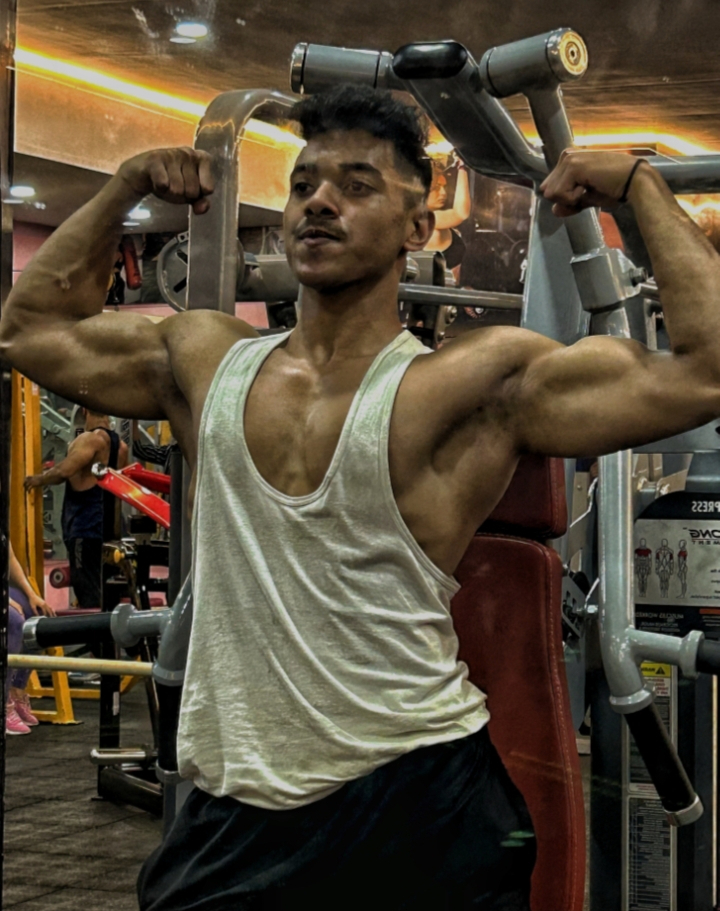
[619,158,644,204]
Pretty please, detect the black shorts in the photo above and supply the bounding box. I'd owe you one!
[138,727,535,911]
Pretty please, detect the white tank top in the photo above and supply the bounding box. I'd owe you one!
[177,329,488,809]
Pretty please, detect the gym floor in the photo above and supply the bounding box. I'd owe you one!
[3,684,161,910]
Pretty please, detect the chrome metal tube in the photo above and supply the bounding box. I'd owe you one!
[479,28,588,98]
[153,574,193,687]
[188,89,297,315]
[597,449,653,712]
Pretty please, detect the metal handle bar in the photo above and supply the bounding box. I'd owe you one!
[625,705,703,825]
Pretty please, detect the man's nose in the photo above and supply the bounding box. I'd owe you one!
[304,181,339,217]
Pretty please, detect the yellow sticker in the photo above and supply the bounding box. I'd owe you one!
[641,662,672,678]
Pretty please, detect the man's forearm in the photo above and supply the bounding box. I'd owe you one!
[629,165,720,368]
[2,175,144,329]
[31,466,67,487]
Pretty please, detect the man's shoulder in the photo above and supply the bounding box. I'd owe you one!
[160,309,259,349]
[157,310,261,410]
[67,430,107,460]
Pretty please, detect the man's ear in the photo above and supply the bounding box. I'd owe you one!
[403,208,435,253]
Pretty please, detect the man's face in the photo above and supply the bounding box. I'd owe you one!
[427,173,447,210]
[283,129,427,292]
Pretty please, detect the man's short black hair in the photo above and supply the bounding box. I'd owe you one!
[289,85,432,195]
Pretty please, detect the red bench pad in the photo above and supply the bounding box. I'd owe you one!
[453,534,585,911]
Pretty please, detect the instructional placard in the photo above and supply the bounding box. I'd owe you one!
[624,664,676,910]
[628,797,673,910]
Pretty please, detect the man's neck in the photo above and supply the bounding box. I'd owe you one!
[288,271,404,367]
[86,421,110,433]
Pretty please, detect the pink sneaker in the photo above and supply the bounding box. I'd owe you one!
[6,705,30,736]
[12,696,38,727]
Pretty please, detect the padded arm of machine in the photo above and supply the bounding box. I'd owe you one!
[696,638,720,675]
[153,574,194,784]
[121,462,171,495]
[624,705,702,825]
[92,463,170,529]
[24,613,113,649]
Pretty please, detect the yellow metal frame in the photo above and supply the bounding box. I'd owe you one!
[10,372,78,723]
[11,373,148,722]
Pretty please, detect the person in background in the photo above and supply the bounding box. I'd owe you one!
[424,157,471,276]
[7,539,55,734]
[24,408,127,608]
[131,421,178,475]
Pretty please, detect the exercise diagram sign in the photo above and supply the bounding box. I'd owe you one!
[634,492,720,637]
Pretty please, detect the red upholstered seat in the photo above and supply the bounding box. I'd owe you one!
[451,457,585,911]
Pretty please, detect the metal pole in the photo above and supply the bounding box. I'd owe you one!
[0,0,16,898]
[7,655,153,676]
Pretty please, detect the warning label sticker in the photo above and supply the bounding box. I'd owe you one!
[641,663,672,698]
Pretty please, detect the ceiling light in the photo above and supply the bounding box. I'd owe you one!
[129,206,151,220]
[426,141,454,156]
[170,36,196,45]
[176,22,208,38]
[123,221,141,227]
[10,185,35,198]
[3,198,24,204]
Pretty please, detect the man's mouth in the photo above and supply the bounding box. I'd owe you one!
[298,226,342,245]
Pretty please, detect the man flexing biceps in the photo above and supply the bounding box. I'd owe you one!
[2,85,720,910]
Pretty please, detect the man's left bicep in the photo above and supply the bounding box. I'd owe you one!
[513,339,720,458]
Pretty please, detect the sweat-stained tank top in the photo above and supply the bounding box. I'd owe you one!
[177,330,489,809]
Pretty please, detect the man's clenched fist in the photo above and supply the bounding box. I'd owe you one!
[540,149,650,217]
[117,147,214,215]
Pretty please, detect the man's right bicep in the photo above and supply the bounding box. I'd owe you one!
[2,311,172,418]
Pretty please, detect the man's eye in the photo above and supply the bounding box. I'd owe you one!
[347,180,371,194]
[293,181,313,194]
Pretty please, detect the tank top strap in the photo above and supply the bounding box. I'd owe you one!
[198,332,292,451]
[332,330,428,491]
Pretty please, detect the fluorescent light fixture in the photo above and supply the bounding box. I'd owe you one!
[13,47,304,150]
[170,36,196,45]
[3,198,24,204]
[10,185,35,197]
[123,220,141,227]
[15,47,207,117]
[677,198,720,218]
[522,129,712,157]
[129,206,151,220]
[176,22,208,38]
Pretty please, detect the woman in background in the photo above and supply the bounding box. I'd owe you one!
[425,158,472,277]
[7,541,55,734]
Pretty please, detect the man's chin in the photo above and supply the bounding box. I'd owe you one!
[295,266,355,294]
